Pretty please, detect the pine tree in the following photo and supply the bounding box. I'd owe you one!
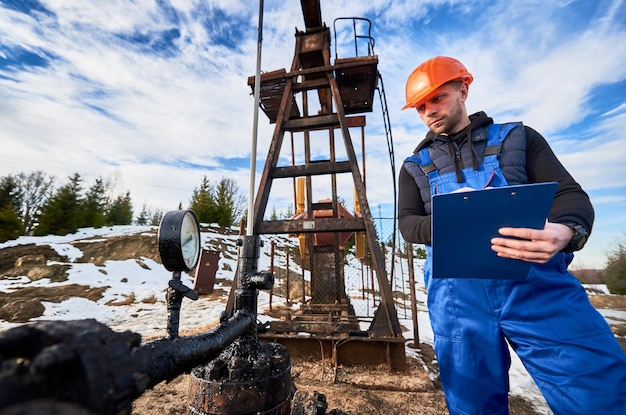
[0,175,22,213]
[136,203,150,225]
[82,177,108,228]
[150,209,164,226]
[106,191,133,225]
[270,207,279,221]
[0,205,22,242]
[215,178,234,226]
[35,173,83,235]
[189,176,217,224]
[0,175,23,241]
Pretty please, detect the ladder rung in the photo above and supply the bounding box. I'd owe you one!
[256,217,366,235]
[271,161,352,178]
[283,114,339,132]
[293,78,330,92]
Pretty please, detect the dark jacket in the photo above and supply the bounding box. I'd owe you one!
[398,111,594,245]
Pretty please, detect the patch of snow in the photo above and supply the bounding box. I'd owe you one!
[0,225,620,415]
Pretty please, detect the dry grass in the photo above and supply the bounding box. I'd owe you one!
[106,293,136,306]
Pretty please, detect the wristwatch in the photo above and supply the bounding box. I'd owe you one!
[562,222,589,252]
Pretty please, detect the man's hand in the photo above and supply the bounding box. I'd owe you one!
[490,222,574,264]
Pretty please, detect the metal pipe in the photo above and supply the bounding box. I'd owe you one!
[247,0,264,236]
[135,311,256,390]
[406,242,420,346]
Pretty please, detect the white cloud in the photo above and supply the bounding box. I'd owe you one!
[1,0,625,267]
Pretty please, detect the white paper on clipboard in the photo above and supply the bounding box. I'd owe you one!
[431,182,558,280]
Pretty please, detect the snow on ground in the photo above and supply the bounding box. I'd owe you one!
[8,225,621,414]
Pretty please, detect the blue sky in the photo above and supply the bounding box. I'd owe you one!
[1,0,625,268]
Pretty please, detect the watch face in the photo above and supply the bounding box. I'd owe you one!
[181,211,200,269]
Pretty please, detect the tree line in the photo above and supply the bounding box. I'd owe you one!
[0,171,245,243]
[2,170,625,294]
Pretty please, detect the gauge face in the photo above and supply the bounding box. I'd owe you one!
[180,211,200,270]
[158,210,201,272]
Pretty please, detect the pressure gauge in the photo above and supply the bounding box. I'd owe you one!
[158,210,201,272]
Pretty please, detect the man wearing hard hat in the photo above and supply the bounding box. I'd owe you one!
[398,56,626,414]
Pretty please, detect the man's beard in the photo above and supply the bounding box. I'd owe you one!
[429,98,464,135]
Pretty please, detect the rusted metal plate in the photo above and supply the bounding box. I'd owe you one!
[311,204,354,246]
[299,31,327,56]
[258,334,407,371]
[193,249,220,294]
[248,69,300,123]
[335,56,379,115]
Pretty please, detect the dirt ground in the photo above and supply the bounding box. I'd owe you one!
[131,292,626,415]
[131,342,546,415]
[2,232,626,415]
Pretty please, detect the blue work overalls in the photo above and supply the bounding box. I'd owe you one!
[406,124,626,414]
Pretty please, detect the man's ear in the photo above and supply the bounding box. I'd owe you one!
[459,83,469,102]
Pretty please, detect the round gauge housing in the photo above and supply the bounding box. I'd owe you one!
[158,210,201,272]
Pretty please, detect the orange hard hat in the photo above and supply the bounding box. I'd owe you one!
[401,56,473,110]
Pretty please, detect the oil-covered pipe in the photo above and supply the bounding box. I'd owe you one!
[133,311,255,390]
[235,235,273,317]
[0,312,255,415]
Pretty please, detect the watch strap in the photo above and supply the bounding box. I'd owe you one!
[561,222,589,252]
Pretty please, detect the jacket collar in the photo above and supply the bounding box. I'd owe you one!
[414,111,493,153]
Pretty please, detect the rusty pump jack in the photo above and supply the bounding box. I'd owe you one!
[247,0,405,369]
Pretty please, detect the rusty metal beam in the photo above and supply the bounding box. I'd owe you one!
[300,0,323,30]
[271,161,352,178]
[253,78,294,228]
[256,217,366,235]
[283,114,339,131]
[326,71,402,338]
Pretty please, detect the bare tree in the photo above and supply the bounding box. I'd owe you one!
[17,171,55,234]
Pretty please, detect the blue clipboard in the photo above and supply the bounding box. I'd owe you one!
[431,182,558,280]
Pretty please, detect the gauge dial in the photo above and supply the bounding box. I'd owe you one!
[158,210,201,272]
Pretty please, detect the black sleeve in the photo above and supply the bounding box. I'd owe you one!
[398,126,594,246]
[398,165,432,244]
[524,126,594,234]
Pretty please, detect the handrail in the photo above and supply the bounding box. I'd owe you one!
[333,17,375,59]
[375,72,398,280]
